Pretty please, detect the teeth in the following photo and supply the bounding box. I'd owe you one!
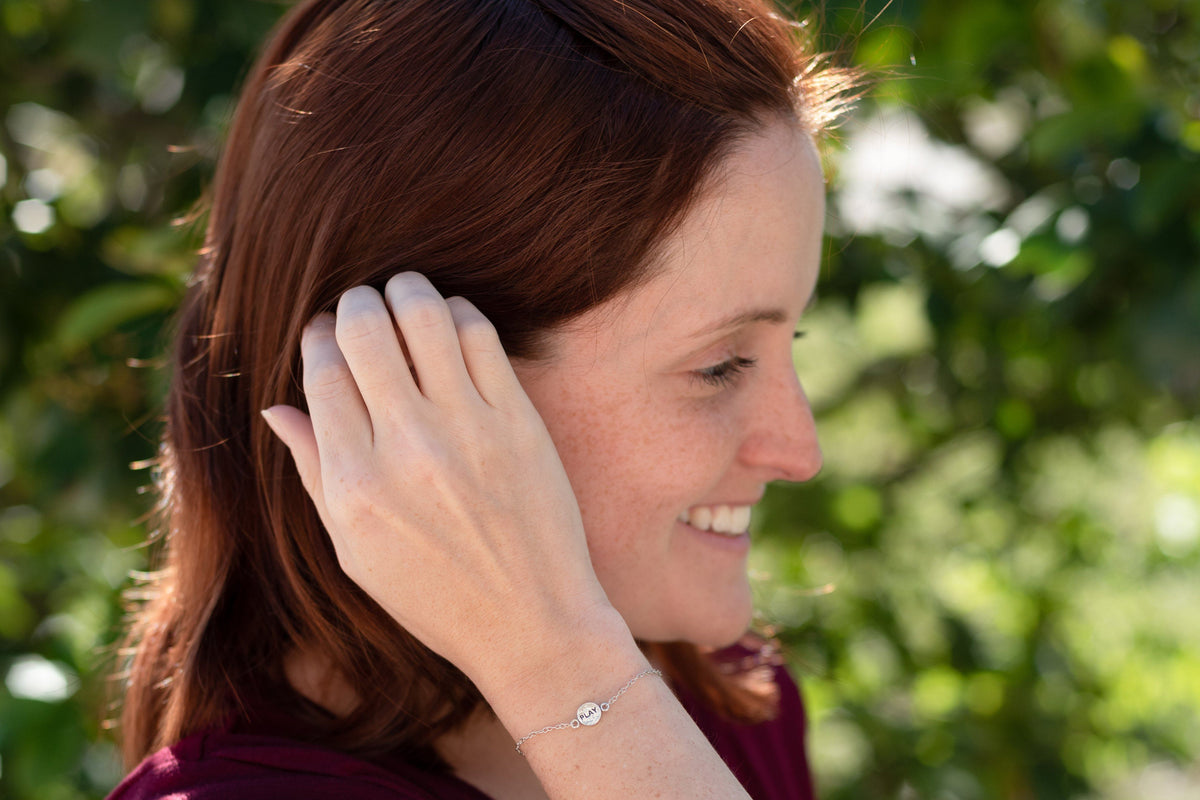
[731,505,751,532]
[679,504,753,536]
[712,505,732,533]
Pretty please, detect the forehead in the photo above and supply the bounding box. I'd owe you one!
[558,120,825,360]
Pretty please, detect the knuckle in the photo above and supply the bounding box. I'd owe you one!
[336,303,390,345]
[340,284,377,302]
[304,359,352,396]
[456,313,501,349]
[444,295,478,317]
[331,543,366,585]
[384,271,431,297]
[394,292,450,332]
[301,314,336,347]
[334,552,357,581]
[337,285,382,315]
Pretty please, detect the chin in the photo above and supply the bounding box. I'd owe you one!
[688,611,755,649]
[640,593,755,649]
[697,581,756,648]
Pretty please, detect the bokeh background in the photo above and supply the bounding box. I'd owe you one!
[1,0,1197,798]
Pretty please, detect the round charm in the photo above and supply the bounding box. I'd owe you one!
[576,701,603,727]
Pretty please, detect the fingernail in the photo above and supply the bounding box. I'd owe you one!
[260,407,280,431]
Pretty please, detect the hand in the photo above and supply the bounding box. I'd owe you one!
[261,272,618,692]
[264,273,751,799]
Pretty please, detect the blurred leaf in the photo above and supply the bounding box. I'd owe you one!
[52,281,179,357]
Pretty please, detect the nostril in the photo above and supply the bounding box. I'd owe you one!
[738,427,822,484]
[738,369,822,481]
[781,438,821,483]
[795,446,823,482]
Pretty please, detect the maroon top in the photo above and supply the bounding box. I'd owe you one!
[109,663,814,800]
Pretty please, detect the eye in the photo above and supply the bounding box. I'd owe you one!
[793,329,807,340]
[692,356,757,388]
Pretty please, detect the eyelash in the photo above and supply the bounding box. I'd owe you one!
[690,331,805,389]
[693,356,758,388]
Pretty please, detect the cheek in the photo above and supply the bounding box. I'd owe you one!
[551,391,741,541]
[520,364,747,548]
[549,391,669,526]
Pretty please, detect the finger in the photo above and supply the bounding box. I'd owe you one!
[445,296,524,407]
[383,272,477,405]
[261,405,327,520]
[335,286,421,420]
[302,313,372,457]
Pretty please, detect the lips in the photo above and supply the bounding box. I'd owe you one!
[677,504,752,535]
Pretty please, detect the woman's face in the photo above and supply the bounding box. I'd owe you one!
[514,120,825,647]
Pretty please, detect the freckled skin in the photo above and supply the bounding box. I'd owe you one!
[514,120,826,647]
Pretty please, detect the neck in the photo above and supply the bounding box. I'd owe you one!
[283,648,360,717]
[435,707,549,800]
[286,648,544,798]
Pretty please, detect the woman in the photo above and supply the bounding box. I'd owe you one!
[110,0,854,797]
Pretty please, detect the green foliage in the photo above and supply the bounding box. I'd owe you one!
[1,2,280,796]
[1,1,1197,798]
[753,1,1200,798]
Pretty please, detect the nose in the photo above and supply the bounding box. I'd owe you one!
[737,367,822,483]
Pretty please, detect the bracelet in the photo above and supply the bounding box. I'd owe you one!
[513,668,663,755]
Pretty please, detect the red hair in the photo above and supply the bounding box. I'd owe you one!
[116,0,856,769]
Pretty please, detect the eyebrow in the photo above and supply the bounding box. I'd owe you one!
[687,293,818,339]
[690,308,788,338]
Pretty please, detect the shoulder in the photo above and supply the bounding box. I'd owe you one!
[107,729,481,800]
[683,641,816,800]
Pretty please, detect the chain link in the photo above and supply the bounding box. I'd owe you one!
[513,668,663,755]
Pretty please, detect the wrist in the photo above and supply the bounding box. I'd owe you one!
[513,666,663,755]
[472,605,651,739]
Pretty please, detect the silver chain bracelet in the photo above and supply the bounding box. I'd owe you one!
[513,667,663,755]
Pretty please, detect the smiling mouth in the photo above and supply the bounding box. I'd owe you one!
[677,504,752,536]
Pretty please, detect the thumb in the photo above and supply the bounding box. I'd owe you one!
[261,405,325,514]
